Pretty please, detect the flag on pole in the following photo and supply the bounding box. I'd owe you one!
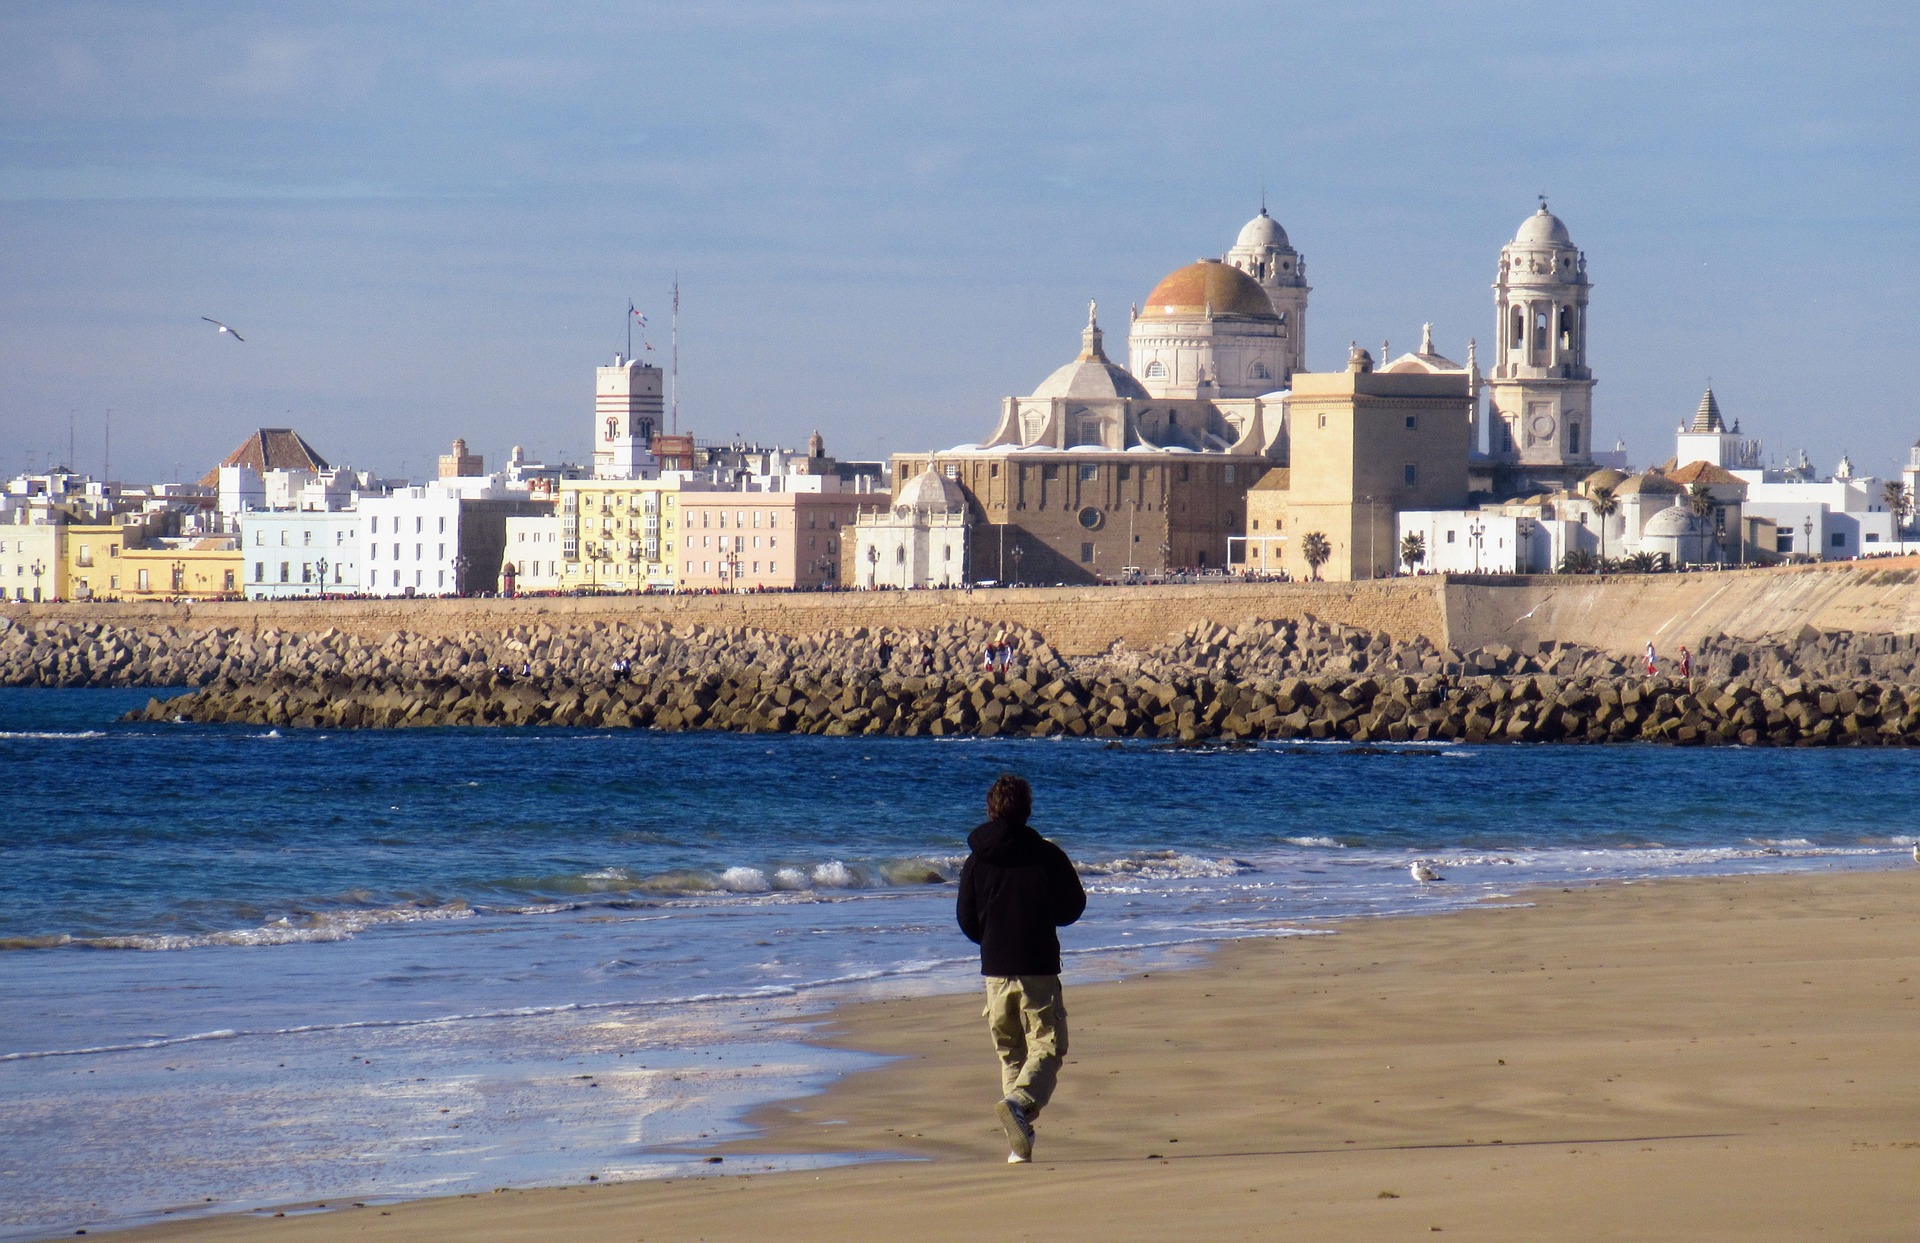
[630,304,648,329]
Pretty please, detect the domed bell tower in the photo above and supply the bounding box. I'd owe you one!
[1223,206,1309,381]
[1485,199,1595,487]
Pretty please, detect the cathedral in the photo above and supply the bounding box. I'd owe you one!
[884,201,1601,584]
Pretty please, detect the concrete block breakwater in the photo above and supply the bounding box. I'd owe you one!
[130,664,1920,747]
[0,611,1897,747]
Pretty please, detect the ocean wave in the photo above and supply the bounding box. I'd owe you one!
[1283,836,1345,849]
[496,856,960,900]
[0,729,109,740]
[1077,850,1255,881]
[4,900,474,954]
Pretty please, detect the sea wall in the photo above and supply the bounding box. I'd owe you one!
[5,558,1918,661]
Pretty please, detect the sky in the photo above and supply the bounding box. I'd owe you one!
[2,1,1915,486]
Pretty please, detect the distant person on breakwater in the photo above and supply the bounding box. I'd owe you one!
[1679,646,1692,678]
[956,773,1086,1163]
[1645,641,1658,678]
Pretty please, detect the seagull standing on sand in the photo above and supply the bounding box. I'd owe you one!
[1409,860,1441,885]
[201,317,245,341]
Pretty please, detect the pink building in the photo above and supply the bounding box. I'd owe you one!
[676,490,875,590]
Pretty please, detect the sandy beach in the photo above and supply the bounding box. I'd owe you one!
[112,870,1920,1242]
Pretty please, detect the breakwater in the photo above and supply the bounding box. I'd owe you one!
[3,612,1909,746]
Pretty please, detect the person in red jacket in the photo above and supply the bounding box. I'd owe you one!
[956,773,1087,1163]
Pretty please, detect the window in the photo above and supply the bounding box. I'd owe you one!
[1404,464,1418,486]
[223,571,235,591]
[438,518,446,534]
[1867,533,1882,543]
[77,545,92,567]
[1405,415,1418,430]
[1224,464,1236,483]
[279,530,288,547]
[1317,414,1327,429]
[254,530,264,545]
[1042,464,1059,481]
[1080,542,1094,563]
[302,530,312,547]
[1567,422,1581,455]
[137,569,150,591]
[279,562,290,583]
[1446,530,1456,544]
[943,463,958,480]
[1831,532,1846,548]
[1511,308,1525,349]
[1078,464,1098,482]
[301,563,312,583]
[1249,362,1270,381]
[254,561,264,581]
[1144,360,1166,379]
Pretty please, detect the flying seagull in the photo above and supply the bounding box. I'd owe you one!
[201,317,245,342]
[1409,860,1442,885]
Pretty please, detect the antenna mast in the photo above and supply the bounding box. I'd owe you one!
[670,276,680,434]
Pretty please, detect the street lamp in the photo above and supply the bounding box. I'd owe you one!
[1468,519,1486,573]
[1713,519,1726,567]
[170,559,187,596]
[29,558,44,603]
[314,556,329,599]
[865,543,879,589]
[1010,541,1024,586]
[1803,516,1814,563]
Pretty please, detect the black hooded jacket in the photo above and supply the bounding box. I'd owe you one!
[956,818,1086,977]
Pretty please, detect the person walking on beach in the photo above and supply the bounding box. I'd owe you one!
[956,774,1086,1164]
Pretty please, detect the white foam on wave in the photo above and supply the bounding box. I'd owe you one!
[1078,850,1255,882]
[70,901,474,952]
[717,867,771,893]
[1284,836,1345,849]
[811,861,858,888]
[0,729,108,740]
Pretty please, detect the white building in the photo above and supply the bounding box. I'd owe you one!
[851,468,969,588]
[502,513,565,593]
[242,509,363,598]
[359,486,469,597]
[1397,510,1558,574]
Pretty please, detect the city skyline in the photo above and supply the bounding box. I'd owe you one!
[2,1,1915,486]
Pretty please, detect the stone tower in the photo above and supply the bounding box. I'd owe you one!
[594,353,664,480]
[1222,206,1309,381]
[1484,200,1595,489]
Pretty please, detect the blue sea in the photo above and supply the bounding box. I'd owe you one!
[2,687,1915,1241]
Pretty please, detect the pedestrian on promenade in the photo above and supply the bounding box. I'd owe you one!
[956,774,1086,1164]
[1644,641,1658,678]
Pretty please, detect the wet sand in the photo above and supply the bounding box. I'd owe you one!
[115,870,1920,1242]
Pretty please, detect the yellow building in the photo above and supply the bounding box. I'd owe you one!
[557,477,687,592]
[0,521,65,602]
[1242,344,1471,581]
[119,539,245,601]
[62,522,130,601]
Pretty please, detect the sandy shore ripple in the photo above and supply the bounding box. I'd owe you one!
[112,870,1920,1242]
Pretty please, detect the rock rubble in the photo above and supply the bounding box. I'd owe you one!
[3,612,1919,746]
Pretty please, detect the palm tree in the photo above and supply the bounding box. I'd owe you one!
[1685,482,1715,565]
[1883,480,1912,550]
[1558,548,1598,575]
[1589,484,1618,570]
[1399,531,1426,575]
[1301,531,1331,581]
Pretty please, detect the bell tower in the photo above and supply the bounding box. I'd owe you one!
[1485,199,1595,488]
[1223,205,1309,381]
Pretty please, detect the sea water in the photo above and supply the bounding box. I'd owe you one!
[2,686,1915,1239]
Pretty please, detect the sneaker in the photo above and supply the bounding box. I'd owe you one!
[996,1096,1034,1163]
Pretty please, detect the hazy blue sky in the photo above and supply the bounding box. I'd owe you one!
[2,1,1915,485]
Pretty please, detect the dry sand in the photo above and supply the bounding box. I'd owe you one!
[117,871,1920,1242]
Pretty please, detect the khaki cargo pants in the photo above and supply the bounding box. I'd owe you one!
[983,974,1068,1116]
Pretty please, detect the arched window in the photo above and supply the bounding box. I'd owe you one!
[1144,360,1167,379]
[605,416,619,441]
[1510,308,1525,349]
[1249,362,1270,381]
[1558,306,1574,351]
[637,418,654,442]
[1567,422,1581,455]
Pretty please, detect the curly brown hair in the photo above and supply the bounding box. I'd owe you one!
[986,773,1032,825]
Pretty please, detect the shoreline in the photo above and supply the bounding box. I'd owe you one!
[97,866,1920,1242]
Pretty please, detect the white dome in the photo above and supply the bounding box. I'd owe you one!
[1235,208,1291,252]
[1642,504,1697,538]
[1514,204,1573,246]
[1031,356,1150,400]
[896,468,966,512]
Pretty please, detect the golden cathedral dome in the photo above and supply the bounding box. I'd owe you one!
[1141,259,1277,320]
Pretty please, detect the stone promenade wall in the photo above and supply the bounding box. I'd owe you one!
[0,579,1450,657]
[4,557,1918,660]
